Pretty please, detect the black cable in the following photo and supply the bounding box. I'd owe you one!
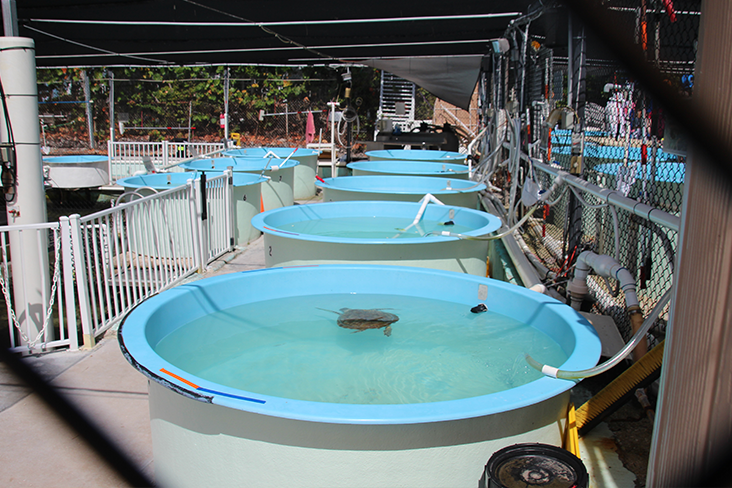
[0,72,17,200]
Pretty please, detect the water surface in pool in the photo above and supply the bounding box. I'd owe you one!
[154,293,568,404]
[283,216,474,239]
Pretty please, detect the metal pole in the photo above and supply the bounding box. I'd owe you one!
[223,67,229,142]
[187,100,192,141]
[82,69,94,149]
[518,25,529,113]
[0,37,51,346]
[1,0,18,36]
[108,69,115,143]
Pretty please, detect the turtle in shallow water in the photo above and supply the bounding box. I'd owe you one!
[319,308,399,336]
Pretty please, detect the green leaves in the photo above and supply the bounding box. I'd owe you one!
[37,65,385,142]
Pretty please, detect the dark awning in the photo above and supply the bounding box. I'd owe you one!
[360,55,483,110]
[17,1,531,68]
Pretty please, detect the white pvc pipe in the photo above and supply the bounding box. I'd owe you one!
[567,250,639,311]
[393,193,445,238]
[0,37,52,346]
[527,287,672,380]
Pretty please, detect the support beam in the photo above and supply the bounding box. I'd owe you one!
[648,2,732,485]
[0,37,51,348]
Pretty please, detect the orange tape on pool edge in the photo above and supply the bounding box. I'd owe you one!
[160,368,200,389]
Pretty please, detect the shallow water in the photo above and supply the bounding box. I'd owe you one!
[284,216,473,239]
[154,293,568,404]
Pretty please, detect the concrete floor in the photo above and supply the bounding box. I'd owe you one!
[0,229,637,487]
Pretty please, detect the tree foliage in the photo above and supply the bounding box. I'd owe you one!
[35,65,393,143]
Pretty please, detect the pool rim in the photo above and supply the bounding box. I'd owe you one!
[347,160,470,176]
[179,156,300,172]
[250,200,502,244]
[316,175,486,195]
[221,147,320,158]
[116,171,269,190]
[365,149,467,162]
[118,264,601,426]
[43,155,108,164]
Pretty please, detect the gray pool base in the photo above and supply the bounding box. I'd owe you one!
[149,381,569,488]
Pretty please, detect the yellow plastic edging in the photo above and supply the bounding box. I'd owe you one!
[565,402,580,458]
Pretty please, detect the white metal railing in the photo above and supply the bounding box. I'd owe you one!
[108,140,226,181]
[2,171,235,352]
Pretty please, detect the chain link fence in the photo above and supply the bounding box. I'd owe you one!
[479,0,700,343]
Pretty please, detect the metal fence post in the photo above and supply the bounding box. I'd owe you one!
[68,214,95,349]
[225,168,235,249]
[198,173,209,270]
[163,140,169,168]
[187,180,203,273]
[59,217,79,351]
[106,140,113,185]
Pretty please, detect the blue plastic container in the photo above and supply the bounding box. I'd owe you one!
[118,171,267,245]
[117,171,199,193]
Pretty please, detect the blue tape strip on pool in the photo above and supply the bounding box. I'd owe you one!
[196,387,267,404]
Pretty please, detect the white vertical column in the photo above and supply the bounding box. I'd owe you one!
[0,37,52,347]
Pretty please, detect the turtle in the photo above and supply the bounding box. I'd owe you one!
[318,308,399,336]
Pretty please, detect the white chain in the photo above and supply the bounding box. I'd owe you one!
[0,228,63,351]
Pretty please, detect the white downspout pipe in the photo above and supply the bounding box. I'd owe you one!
[567,250,639,310]
[566,250,645,360]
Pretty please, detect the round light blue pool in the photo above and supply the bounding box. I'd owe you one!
[45,155,108,163]
[318,175,485,208]
[179,157,298,210]
[251,200,502,275]
[222,147,319,199]
[366,149,467,163]
[118,264,601,487]
[43,155,109,188]
[115,172,204,259]
[117,171,200,192]
[348,160,470,179]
